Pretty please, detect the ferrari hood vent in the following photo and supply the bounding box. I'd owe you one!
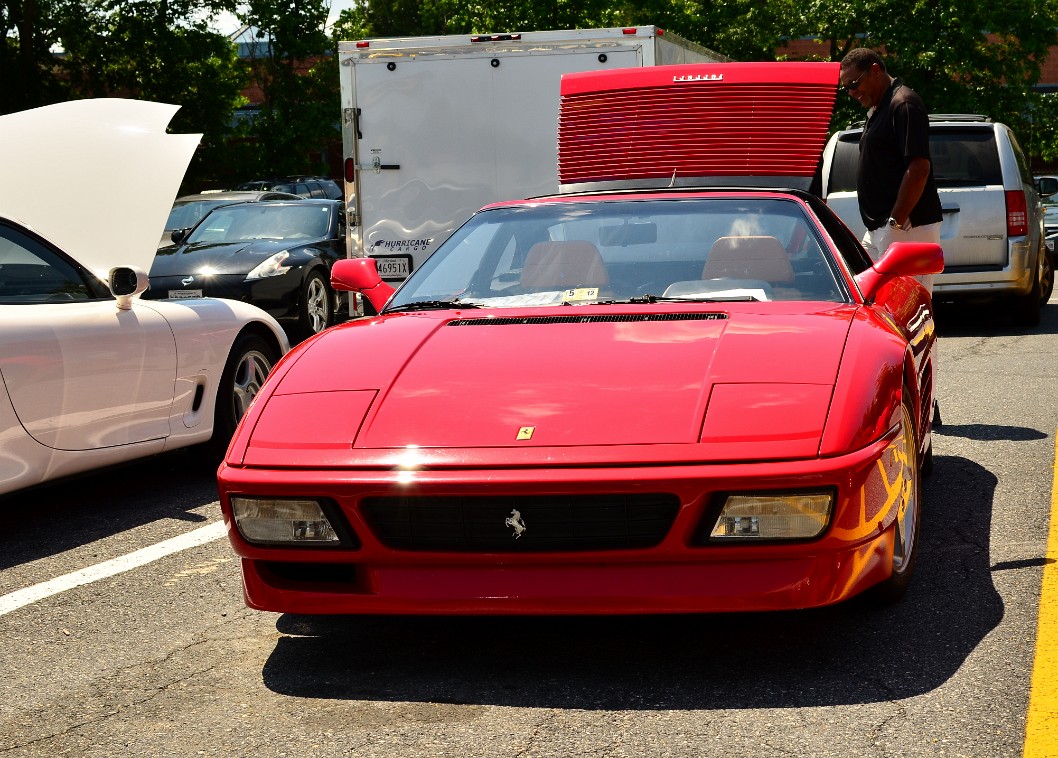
[447,312,728,327]
[558,61,840,192]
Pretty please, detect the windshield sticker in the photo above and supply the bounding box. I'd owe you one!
[561,287,600,303]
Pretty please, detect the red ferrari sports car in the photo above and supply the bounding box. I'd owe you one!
[217,62,944,614]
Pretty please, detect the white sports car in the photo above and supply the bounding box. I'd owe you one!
[0,99,290,497]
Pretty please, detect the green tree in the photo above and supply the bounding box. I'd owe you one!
[3,0,247,188]
[1,0,76,112]
[332,0,622,38]
[785,0,1058,157]
[235,0,339,179]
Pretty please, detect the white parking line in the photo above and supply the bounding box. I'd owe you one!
[0,521,227,617]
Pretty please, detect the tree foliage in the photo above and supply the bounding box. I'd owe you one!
[781,0,1058,158]
[2,0,77,111]
[5,0,1058,185]
[232,0,338,181]
[2,0,248,188]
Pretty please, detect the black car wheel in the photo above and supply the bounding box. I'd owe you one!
[1040,246,1054,305]
[299,269,333,338]
[209,332,278,458]
[1012,251,1044,327]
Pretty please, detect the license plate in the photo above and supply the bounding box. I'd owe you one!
[370,255,412,280]
[168,289,203,299]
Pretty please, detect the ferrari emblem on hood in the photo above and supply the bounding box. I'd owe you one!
[517,426,535,440]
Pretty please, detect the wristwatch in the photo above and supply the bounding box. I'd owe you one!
[887,216,911,231]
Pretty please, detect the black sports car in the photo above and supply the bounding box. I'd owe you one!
[148,199,346,340]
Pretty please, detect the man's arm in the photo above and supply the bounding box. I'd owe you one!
[890,156,931,227]
[890,94,933,228]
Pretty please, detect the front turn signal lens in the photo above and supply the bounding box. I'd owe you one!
[231,497,339,545]
[710,492,833,540]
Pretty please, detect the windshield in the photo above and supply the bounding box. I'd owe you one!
[166,199,231,231]
[237,180,297,193]
[186,203,331,244]
[386,197,847,311]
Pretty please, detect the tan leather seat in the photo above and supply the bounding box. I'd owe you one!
[702,236,794,284]
[520,241,609,289]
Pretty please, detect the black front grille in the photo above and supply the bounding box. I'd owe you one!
[359,493,680,552]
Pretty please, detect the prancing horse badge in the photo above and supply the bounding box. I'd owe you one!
[517,426,535,440]
[505,508,527,539]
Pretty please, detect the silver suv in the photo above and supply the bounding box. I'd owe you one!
[821,114,1057,326]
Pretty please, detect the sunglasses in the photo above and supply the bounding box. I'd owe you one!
[843,66,873,92]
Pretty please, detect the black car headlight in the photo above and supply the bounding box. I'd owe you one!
[245,251,291,281]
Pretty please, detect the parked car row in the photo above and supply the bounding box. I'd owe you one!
[235,176,343,200]
[161,190,300,248]
[2,68,1052,622]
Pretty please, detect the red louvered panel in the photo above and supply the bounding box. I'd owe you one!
[557,62,840,186]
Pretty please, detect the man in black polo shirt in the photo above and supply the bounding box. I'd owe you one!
[839,48,943,292]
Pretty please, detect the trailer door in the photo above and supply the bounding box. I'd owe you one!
[349,46,640,282]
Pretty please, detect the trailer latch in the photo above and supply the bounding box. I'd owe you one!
[358,156,401,173]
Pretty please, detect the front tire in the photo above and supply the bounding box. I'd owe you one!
[1040,247,1054,305]
[209,332,278,458]
[868,396,922,605]
[1013,251,1044,327]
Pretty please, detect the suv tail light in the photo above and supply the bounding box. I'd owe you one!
[1007,190,1028,237]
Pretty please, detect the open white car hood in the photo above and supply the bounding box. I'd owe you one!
[0,99,200,278]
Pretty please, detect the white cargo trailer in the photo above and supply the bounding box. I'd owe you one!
[338,26,727,286]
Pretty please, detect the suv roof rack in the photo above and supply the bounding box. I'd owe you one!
[844,113,993,130]
[928,114,992,122]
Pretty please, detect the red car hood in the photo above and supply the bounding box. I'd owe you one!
[243,304,858,466]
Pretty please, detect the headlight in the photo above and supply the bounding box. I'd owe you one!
[245,251,291,281]
[230,497,339,544]
[709,492,833,541]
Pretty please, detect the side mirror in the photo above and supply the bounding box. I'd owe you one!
[1039,176,1058,199]
[854,241,944,301]
[108,266,150,310]
[171,228,190,244]
[331,257,395,313]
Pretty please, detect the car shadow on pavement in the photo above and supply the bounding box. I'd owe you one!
[933,423,1048,442]
[0,448,219,571]
[934,298,1058,337]
[261,454,1005,709]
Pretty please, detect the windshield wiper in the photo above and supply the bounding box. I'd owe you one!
[385,299,483,313]
[603,294,762,304]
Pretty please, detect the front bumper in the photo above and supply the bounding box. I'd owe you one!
[218,428,911,615]
[144,273,300,322]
